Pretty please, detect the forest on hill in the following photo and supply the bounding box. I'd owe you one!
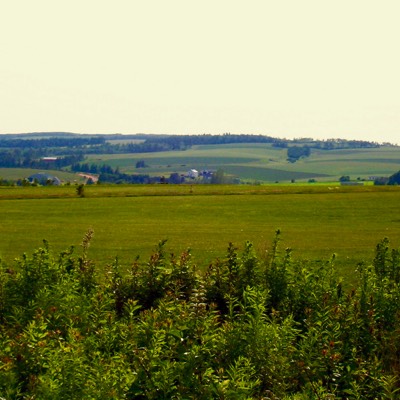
[0,132,386,153]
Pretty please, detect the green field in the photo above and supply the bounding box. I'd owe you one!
[0,168,85,183]
[1,184,400,285]
[86,143,400,183]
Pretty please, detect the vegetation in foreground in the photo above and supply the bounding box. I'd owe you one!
[1,231,400,398]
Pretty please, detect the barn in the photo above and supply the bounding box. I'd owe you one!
[187,169,199,179]
[28,173,62,186]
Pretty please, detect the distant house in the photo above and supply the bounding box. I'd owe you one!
[187,169,199,179]
[41,157,58,162]
[28,173,61,186]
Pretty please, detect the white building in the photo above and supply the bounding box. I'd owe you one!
[187,169,199,179]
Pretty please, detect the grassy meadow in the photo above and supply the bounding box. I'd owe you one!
[1,184,400,285]
[0,168,85,183]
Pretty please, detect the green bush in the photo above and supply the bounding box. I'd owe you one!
[1,232,400,398]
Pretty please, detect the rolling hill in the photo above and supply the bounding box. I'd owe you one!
[86,142,400,183]
[0,133,399,183]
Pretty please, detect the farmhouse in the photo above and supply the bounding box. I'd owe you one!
[41,157,58,162]
[28,173,61,186]
[187,169,199,179]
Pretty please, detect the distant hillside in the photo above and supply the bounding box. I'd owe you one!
[0,133,398,184]
[84,142,400,184]
[1,131,391,149]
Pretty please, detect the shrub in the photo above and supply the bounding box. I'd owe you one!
[1,233,400,398]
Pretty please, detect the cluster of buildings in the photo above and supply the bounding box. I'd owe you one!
[186,169,214,181]
[186,169,213,179]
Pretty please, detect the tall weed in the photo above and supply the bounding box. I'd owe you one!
[1,232,400,398]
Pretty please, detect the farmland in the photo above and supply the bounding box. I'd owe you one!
[1,134,400,184]
[86,143,400,183]
[0,168,84,183]
[1,184,400,285]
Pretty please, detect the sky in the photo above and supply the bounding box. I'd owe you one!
[1,0,399,144]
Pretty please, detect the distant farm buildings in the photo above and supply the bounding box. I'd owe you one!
[28,173,61,186]
[41,157,58,162]
[187,169,199,179]
[185,169,215,181]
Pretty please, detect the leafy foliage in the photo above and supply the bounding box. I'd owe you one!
[1,232,400,398]
[388,170,400,185]
[287,146,311,162]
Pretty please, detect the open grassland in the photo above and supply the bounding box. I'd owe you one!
[86,144,400,182]
[0,168,84,183]
[284,147,400,178]
[1,184,400,285]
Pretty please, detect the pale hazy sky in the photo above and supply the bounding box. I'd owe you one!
[1,0,399,143]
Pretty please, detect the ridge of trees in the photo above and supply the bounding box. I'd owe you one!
[0,136,105,149]
[0,133,386,167]
[0,132,386,157]
[0,149,84,169]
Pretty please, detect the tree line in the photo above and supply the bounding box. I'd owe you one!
[374,170,400,185]
[0,149,83,169]
[0,136,105,149]
[71,163,229,185]
[0,133,384,157]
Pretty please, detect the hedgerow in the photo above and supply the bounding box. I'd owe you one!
[1,231,400,399]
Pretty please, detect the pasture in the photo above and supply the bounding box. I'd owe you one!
[1,184,400,284]
[0,168,84,183]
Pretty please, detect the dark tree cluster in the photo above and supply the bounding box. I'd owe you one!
[388,170,400,185]
[312,139,380,150]
[374,170,400,186]
[0,177,14,186]
[143,133,281,149]
[71,163,115,175]
[135,160,147,168]
[98,172,159,184]
[0,136,105,149]
[0,149,83,169]
[287,146,311,162]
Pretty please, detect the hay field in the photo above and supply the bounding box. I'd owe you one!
[1,185,399,284]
